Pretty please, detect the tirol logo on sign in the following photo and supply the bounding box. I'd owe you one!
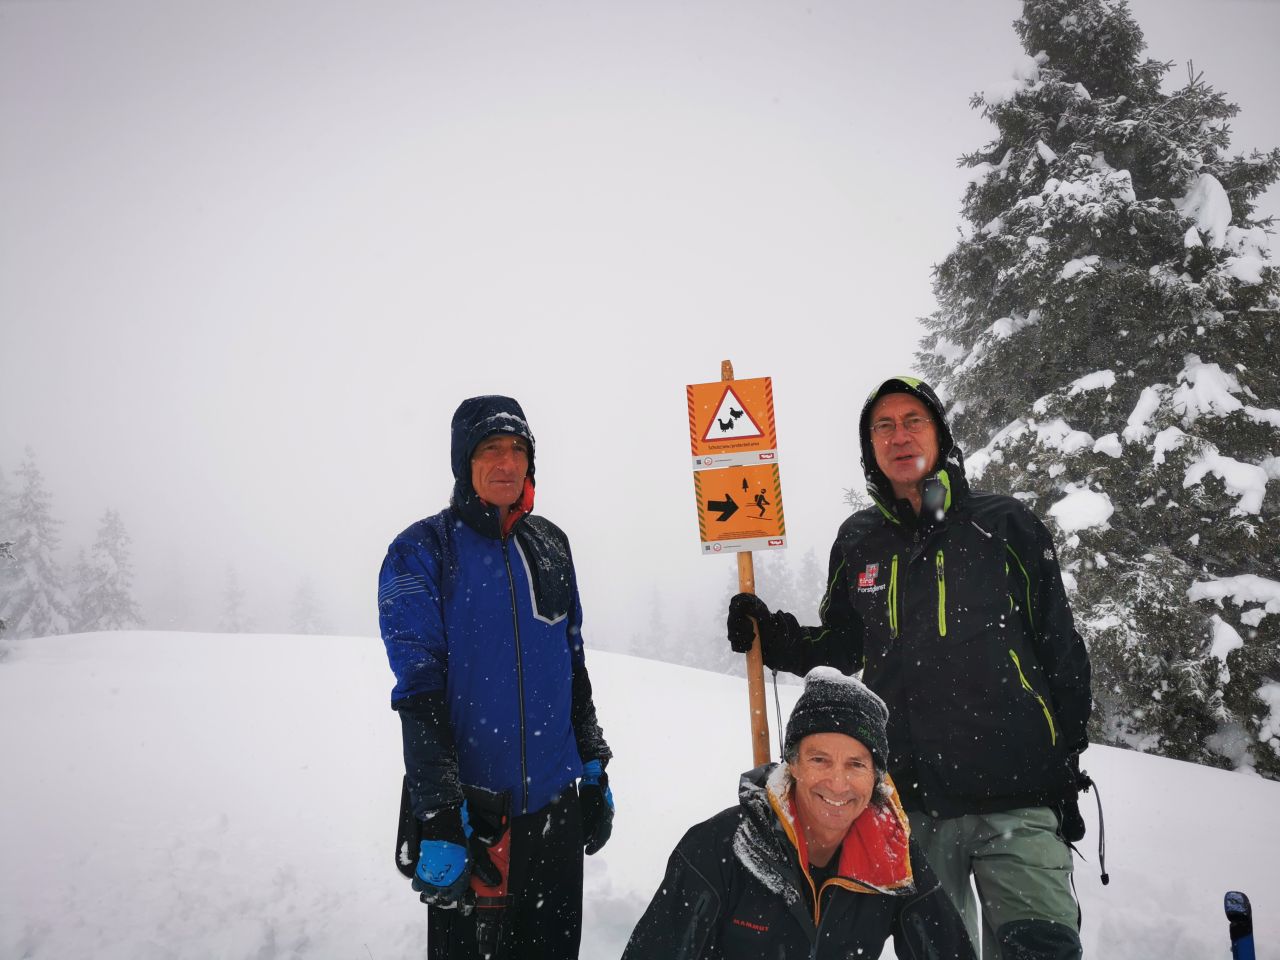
[687,377,778,471]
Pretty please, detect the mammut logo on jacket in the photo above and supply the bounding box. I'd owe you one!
[731,917,769,933]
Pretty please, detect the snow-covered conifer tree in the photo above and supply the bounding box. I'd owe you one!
[289,578,329,635]
[753,551,800,621]
[918,0,1280,775]
[0,467,14,643]
[0,451,73,640]
[795,547,826,625]
[643,586,674,662]
[680,594,744,676]
[74,510,144,632]
[218,566,250,633]
[0,538,14,647]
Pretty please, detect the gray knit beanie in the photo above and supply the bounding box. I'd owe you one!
[784,667,889,772]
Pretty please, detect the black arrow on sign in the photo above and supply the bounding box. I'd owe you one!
[708,493,739,522]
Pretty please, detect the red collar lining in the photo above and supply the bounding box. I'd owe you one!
[500,477,536,536]
[785,791,912,889]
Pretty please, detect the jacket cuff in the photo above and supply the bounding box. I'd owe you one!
[418,804,466,844]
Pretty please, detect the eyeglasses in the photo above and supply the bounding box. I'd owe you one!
[870,415,932,440]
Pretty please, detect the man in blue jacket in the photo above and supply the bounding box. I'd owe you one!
[379,395,613,960]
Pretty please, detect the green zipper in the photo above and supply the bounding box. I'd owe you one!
[888,554,899,639]
[1009,649,1057,745]
[1005,546,1035,629]
[935,550,947,636]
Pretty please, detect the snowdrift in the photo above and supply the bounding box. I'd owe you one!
[1,632,1276,958]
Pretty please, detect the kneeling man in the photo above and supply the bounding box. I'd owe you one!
[623,667,973,960]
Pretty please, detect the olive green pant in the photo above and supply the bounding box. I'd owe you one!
[908,806,1081,960]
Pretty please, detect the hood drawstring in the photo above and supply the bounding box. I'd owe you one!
[772,669,784,762]
[1081,769,1109,885]
[1067,769,1109,886]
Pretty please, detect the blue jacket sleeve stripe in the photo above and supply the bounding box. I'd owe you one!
[379,573,428,605]
[379,537,448,703]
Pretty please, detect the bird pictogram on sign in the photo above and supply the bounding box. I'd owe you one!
[701,386,764,443]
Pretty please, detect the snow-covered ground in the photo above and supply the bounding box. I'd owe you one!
[1,632,1276,959]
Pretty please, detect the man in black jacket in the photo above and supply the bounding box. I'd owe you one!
[726,376,1092,960]
[623,667,974,959]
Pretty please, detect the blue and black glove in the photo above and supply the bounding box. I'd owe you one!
[412,805,471,907]
[412,803,502,907]
[727,593,771,653]
[579,759,614,856]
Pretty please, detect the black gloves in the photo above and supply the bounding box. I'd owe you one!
[727,593,771,653]
[579,759,614,856]
[413,805,472,907]
[413,802,503,907]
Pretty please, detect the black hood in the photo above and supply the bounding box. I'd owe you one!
[857,376,967,521]
[449,395,536,486]
[448,395,535,536]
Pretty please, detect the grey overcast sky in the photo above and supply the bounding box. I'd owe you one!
[2,0,1277,639]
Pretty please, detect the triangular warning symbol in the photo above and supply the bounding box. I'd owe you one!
[702,386,764,442]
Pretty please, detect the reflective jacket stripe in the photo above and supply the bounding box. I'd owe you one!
[1005,545,1035,630]
[889,555,900,639]
[1009,649,1057,746]
[935,550,947,637]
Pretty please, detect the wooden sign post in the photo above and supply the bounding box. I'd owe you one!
[687,359,785,766]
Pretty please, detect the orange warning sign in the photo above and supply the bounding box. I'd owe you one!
[693,464,786,554]
[687,378,778,469]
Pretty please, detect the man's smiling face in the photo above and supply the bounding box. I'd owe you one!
[869,392,939,502]
[470,433,529,510]
[789,732,876,850]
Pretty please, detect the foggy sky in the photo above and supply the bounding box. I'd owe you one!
[2,0,1277,642]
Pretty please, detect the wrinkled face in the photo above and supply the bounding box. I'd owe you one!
[470,433,529,508]
[789,732,876,847]
[869,393,939,499]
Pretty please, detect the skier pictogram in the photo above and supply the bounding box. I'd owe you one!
[753,488,770,518]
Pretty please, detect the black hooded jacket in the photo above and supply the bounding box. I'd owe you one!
[755,378,1092,817]
[622,764,974,960]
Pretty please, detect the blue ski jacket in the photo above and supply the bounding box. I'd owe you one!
[378,396,611,819]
